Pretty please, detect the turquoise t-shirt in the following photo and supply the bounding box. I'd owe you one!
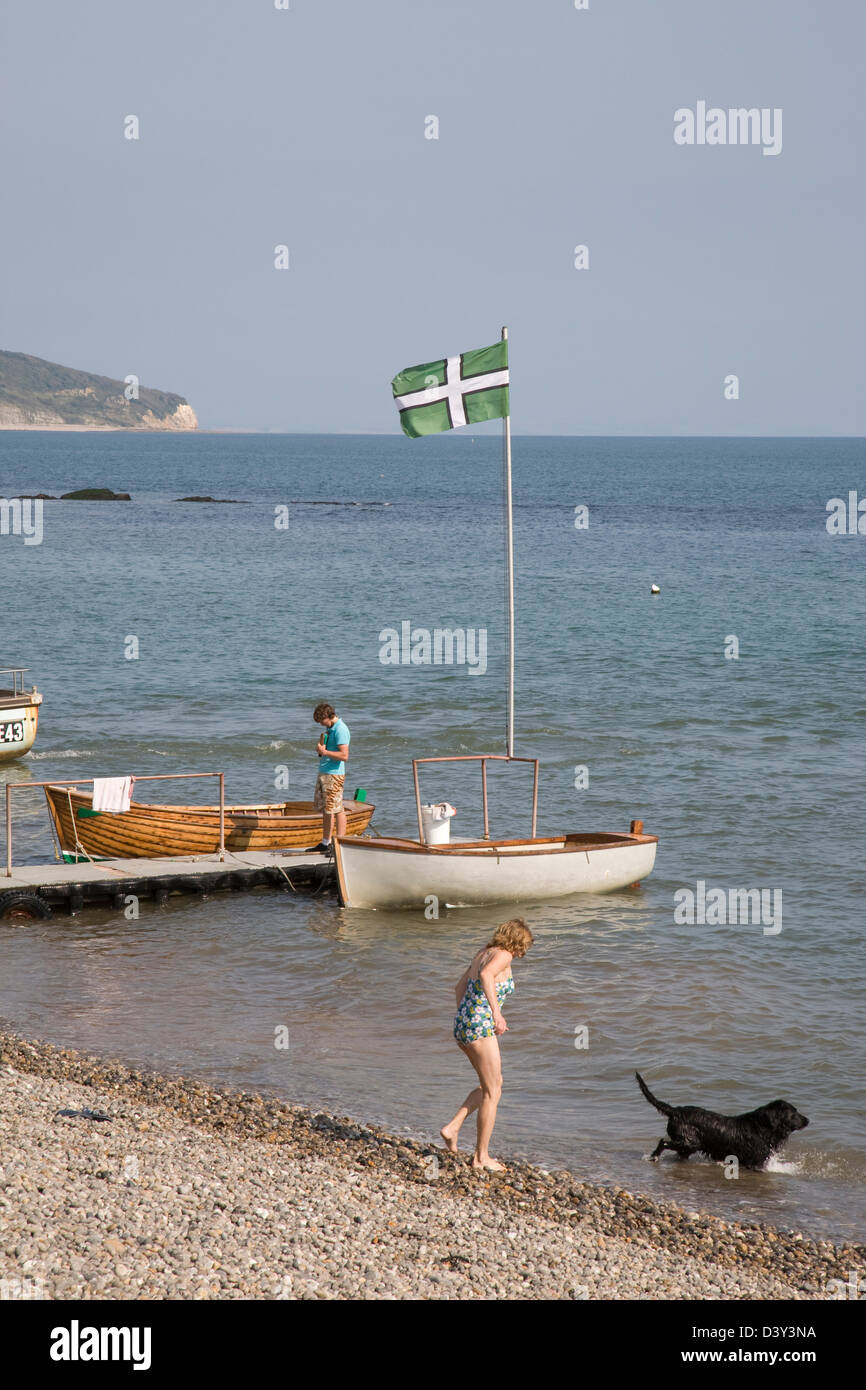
[319,718,350,775]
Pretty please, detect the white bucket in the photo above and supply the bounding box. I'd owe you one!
[420,802,457,845]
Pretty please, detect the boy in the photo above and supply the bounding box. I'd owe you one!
[312,701,350,854]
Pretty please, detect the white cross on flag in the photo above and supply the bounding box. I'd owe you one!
[391,340,509,437]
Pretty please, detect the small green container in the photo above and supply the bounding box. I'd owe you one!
[353,787,367,803]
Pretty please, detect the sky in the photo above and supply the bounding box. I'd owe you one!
[1,0,864,434]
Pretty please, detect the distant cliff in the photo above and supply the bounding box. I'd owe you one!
[0,351,198,430]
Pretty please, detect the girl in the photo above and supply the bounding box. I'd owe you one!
[441,918,534,1170]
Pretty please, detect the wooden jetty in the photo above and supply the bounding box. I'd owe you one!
[0,849,335,921]
[1,769,344,919]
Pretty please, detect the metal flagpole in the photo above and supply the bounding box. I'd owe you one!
[502,325,515,758]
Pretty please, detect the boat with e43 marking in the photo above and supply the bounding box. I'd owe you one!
[0,667,42,761]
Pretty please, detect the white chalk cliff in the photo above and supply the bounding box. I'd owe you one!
[0,351,199,430]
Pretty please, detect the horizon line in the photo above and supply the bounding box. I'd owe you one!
[191,429,866,440]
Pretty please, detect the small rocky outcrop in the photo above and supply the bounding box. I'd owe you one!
[60,488,131,501]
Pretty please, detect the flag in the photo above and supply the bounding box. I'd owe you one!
[391,339,509,438]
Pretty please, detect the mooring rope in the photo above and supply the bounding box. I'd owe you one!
[65,789,96,865]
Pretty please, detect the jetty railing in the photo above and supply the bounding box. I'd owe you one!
[412,754,539,841]
[5,772,226,876]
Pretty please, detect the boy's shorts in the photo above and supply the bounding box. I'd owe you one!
[314,773,345,814]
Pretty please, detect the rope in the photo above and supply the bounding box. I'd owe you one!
[47,802,62,862]
[65,789,95,865]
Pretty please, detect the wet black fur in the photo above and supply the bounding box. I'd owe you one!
[635,1071,809,1169]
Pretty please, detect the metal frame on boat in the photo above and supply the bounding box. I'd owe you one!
[412,753,539,840]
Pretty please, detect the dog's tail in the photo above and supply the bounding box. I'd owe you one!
[635,1071,674,1116]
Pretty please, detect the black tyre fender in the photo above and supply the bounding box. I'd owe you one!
[0,891,53,922]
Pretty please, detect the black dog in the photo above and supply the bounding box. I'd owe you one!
[635,1072,809,1169]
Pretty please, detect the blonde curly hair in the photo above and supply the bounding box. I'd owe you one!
[487,918,534,956]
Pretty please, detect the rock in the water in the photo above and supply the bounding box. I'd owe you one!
[60,488,131,501]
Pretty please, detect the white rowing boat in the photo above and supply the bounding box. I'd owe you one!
[334,828,658,910]
[335,749,656,910]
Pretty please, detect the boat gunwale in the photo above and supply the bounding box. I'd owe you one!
[45,786,372,821]
[335,831,657,857]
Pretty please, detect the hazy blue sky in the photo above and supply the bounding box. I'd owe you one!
[2,0,863,433]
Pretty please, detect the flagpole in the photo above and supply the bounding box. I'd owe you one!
[502,325,515,759]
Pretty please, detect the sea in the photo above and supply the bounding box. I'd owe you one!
[0,431,863,1246]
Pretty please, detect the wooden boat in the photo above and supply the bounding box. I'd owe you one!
[0,667,42,762]
[335,827,658,910]
[44,785,374,862]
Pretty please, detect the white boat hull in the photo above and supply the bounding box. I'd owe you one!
[0,697,41,762]
[334,832,658,910]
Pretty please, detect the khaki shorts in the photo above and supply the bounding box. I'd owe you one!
[314,773,345,815]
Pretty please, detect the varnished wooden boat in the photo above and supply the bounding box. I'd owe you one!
[44,785,374,862]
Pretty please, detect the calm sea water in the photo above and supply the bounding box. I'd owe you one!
[1,432,864,1245]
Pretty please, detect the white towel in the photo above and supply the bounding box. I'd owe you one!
[92,776,134,813]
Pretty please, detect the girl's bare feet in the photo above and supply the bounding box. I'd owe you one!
[439,1124,460,1153]
[471,1156,506,1171]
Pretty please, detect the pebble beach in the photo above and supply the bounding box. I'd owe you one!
[0,1029,860,1301]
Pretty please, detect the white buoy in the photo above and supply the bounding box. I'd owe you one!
[651,583,660,594]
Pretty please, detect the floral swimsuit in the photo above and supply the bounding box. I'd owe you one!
[453,973,515,1043]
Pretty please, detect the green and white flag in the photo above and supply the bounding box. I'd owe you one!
[391,339,509,438]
